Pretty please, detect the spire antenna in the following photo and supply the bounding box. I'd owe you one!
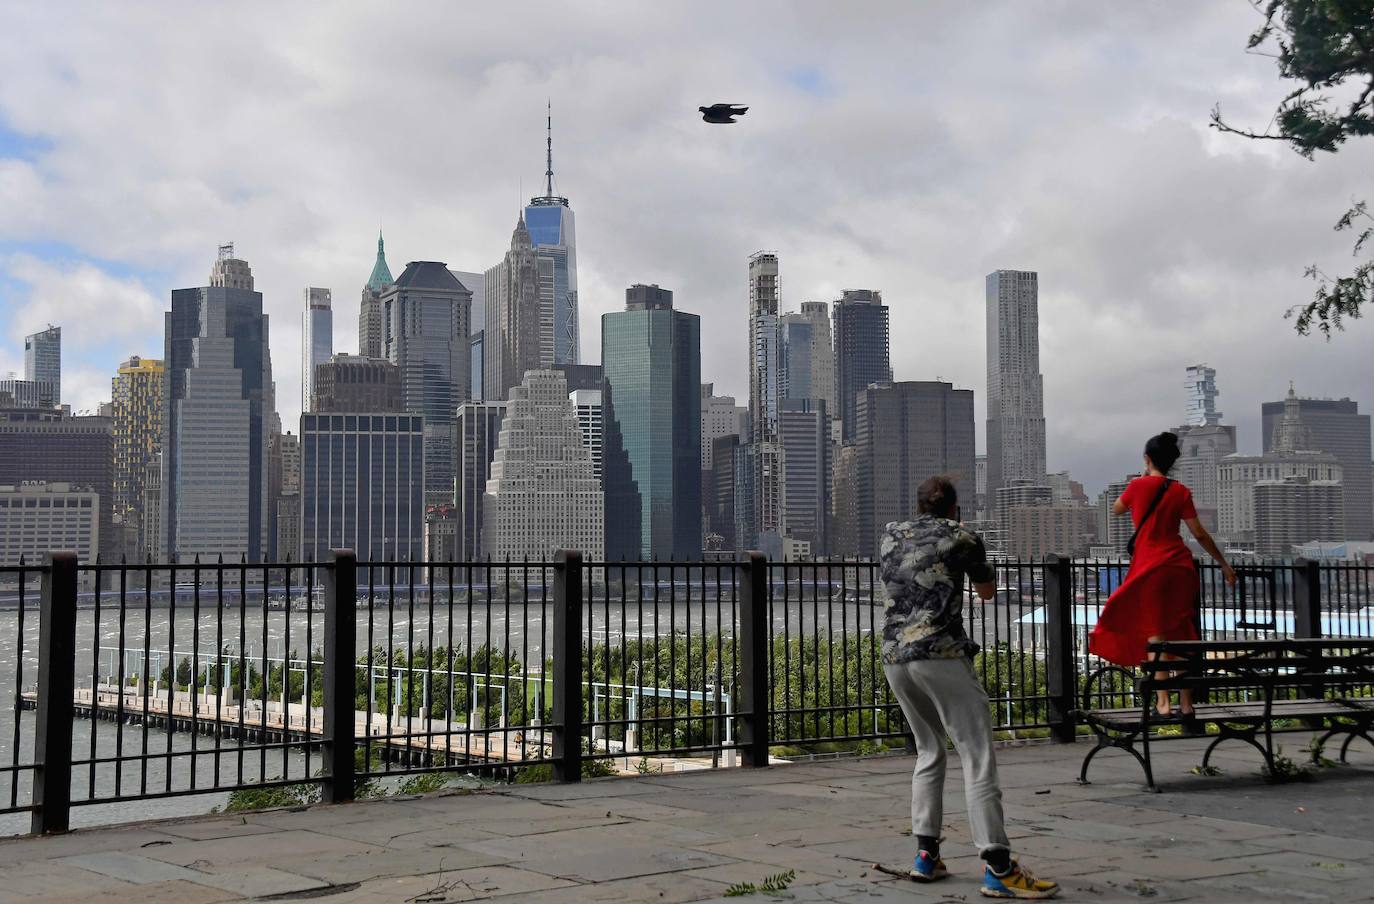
[545,99,554,198]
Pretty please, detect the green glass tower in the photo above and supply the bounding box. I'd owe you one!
[602,285,702,560]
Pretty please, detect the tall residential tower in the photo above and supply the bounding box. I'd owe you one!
[301,287,333,412]
[985,270,1046,510]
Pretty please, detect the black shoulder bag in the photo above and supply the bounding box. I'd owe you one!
[1125,478,1172,558]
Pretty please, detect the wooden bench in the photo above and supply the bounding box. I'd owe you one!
[1073,638,1374,791]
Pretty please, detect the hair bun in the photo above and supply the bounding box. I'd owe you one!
[1160,431,1179,448]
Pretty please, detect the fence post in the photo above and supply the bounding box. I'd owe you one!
[1044,553,1077,744]
[738,551,771,767]
[322,549,357,804]
[1292,558,1322,640]
[32,551,78,834]
[552,549,584,782]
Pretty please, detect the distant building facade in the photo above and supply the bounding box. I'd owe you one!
[985,270,1046,511]
[312,355,402,413]
[0,409,114,560]
[849,381,975,559]
[1261,389,1371,540]
[0,379,56,410]
[1254,476,1345,557]
[455,401,506,560]
[602,285,702,560]
[300,412,425,564]
[383,261,472,504]
[23,326,61,405]
[483,370,602,559]
[779,399,831,556]
[832,289,891,444]
[0,482,98,566]
[358,232,393,359]
[484,216,554,402]
[163,247,273,561]
[301,287,333,412]
[112,356,164,559]
[570,389,603,481]
[700,384,748,470]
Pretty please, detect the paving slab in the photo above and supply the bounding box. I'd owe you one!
[1,741,1372,902]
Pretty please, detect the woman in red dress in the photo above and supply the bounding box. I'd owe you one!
[1089,432,1236,718]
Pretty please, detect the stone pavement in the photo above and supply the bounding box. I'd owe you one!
[0,734,1371,903]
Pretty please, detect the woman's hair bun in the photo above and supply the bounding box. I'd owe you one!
[1144,431,1182,475]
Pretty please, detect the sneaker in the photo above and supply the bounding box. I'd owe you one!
[980,862,1059,899]
[909,850,949,882]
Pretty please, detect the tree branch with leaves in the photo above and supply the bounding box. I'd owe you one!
[1211,0,1374,335]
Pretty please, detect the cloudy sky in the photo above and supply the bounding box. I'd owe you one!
[1,1,1370,495]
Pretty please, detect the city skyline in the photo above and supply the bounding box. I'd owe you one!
[2,3,1373,495]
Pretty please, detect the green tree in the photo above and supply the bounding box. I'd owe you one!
[1211,0,1374,335]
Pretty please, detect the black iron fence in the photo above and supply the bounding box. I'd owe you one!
[0,549,1370,835]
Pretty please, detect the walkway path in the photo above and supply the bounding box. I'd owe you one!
[0,735,1370,902]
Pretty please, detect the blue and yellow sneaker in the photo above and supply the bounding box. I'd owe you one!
[980,862,1059,899]
[909,850,949,882]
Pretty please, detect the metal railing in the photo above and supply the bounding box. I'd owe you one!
[0,549,1369,835]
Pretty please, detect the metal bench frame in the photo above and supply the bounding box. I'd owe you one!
[1074,639,1374,791]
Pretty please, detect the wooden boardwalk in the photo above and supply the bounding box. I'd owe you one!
[20,686,551,766]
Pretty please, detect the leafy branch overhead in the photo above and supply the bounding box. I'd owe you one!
[1211,0,1374,335]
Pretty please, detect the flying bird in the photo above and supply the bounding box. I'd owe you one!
[700,103,749,124]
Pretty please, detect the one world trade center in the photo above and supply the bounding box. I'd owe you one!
[524,102,579,366]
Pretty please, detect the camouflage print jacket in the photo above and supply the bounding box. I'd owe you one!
[879,515,995,664]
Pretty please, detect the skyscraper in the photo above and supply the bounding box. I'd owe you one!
[602,284,702,560]
[312,355,402,413]
[779,398,831,556]
[1218,389,1343,544]
[482,370,603,559]
[163,246,273,561]
[0,409,114,561]
[796,302,836,418]
[455,401,506,560]
[383,261,472,504]
[1185,364,1222,427]
[24,325,61,405]
[358,232,393,359]
[1261,389,1372,540]
[778,314,817,402]
[700,384,748,470]
[570,388,603,481]
[832,289,891,444]
[745,252,783,552]
[0,379,55,410]
[850,381,975,558]
[301,412,425,566]
[112,356,164,559]
[985,270,1046,510]
[484,215,554,401]
[301,287,333,412]
[524,103,579,367]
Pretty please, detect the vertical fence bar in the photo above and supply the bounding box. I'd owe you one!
[552,549,584,782]
[738,551,770,767]
[323,549,357,803]
[1044,554,1076,743]
[1292,558,1322,640]
[32,551,78,834]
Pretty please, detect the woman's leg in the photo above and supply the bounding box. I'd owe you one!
[1147,635,1171,714]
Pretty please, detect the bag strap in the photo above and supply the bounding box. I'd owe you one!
[1126,478,1172,553]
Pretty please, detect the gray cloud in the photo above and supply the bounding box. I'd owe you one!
[1,1,1371,494]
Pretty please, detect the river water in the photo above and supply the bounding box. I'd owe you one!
[0,587,1037,836]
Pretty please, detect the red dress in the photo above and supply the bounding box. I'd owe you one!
[1088,476,1200,668]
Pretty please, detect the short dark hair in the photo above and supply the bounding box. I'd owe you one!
[917,475,958,518]
[1144,431,1182,475]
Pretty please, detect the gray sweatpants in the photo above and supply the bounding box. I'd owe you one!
[883,657,1010,856]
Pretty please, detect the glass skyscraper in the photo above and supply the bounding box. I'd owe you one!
[833,289,891,444]
[524,104,579,366]
[602,285,702,560]
[382,261,473,504]
[163,248,273,561]
[301,287,333,413]
[23,325,61,405]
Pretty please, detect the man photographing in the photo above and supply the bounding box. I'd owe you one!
[879,475,1059,900]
